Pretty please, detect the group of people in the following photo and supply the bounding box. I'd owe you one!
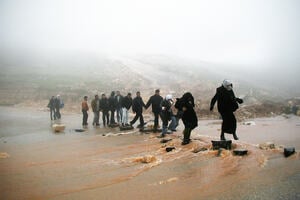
[47,95,64,120]
[48,79,244,145]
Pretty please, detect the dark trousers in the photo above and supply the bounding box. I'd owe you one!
[116,107,122,123]
[82,110,88,125]
[130,112,144,126]
[110,110,116,124]
[153,112,162,128]
[102,111,109,126]
[50,108,56,120]
[55,108,61,119]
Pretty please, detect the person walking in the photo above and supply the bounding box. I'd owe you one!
[145,89,163,130]
[115,91,123,124]
[91,94,100,126]
[108,91,117,125]
[210,79,243,140]
[121,93,132,126]
[176,92,198,145]
[100,93,110,127]
[158,94,176,138]
[54,95,62,119]
[130,91,146,129]
[81,96,89,127]
[47,96,56,120]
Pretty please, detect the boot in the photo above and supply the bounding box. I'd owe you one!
[220,132,226,140]
[233,132,239,140]
[182,128,191,145]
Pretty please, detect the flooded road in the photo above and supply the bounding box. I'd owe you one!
[0,106,299,200]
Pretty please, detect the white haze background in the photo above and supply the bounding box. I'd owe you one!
[0,0,300,93]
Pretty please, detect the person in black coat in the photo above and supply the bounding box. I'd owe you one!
[47,96,56,120]
[108,91,117,124]
[210,80,243,140]
[175,92,198,145]
[145,89,163,130]
[121,93,132,126]
[130,91,146,128]
[158,94,176,138]
[100,93,110,127]
[115,91,123,124]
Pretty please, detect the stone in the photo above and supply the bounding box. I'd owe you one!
[74,129,85,132]
[166,147,176,152]
[259,142,275,150]
[160,138,172,143]
[211,140,232,150]
[52,124,65,132]
[233,149,248,156]
[284,147,296,157]
[140,128,162,133]
[119,125,134,131]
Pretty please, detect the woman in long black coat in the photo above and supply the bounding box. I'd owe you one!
[210,80,243,140]
[175,92,198,145]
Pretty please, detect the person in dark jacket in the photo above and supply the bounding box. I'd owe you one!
[54,95,62,119]
[91,94,100,126]
[47,96,56,120]
[158,94,176,138]
[108,91,117,125]
[115,91,123,124]
[176,92,198,145]
[210,79,243,140]
[145,89,163,130]
[130,91,146,128]
[100,93,110,127]
[121,93,132,126]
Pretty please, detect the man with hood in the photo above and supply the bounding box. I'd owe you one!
[130,91,146,129]
[210,79,243,140]
[145,89,163,130]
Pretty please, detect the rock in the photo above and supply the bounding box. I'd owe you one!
[166,147,176,152]
[52,124,65,132]
[211,140,232,150]
[74,129,85,132]
[284,147,296,157]
[192,147,208,153]
[119,125,134,131]
[233,149,248,156]
[0,152,10,159]
[108,123,119,128]
[259,142,275,150]
[134,155,157,163]
[243,121,256,126]
[160,138,172,143]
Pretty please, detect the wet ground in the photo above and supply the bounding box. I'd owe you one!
[0,106,299,200]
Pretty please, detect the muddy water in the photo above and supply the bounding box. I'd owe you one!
[0,106,299,200]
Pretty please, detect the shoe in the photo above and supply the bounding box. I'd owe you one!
[181,141,190,145]
[233,133,239,140]
[157,134,165,138]
[220,132,226,141]
[96,123,100,126]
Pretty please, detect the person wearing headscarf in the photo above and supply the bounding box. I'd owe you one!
[210,79,243,140]
[158,94,176,138]
[175,92,198,145]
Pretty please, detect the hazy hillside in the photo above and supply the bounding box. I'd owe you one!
[0,50,299,118]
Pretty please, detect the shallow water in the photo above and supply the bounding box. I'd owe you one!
[0,106,299,200]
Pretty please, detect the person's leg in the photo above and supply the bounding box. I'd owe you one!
[102,112,106,126]
[93,112,97,125]
[154,112,159,129]
[130,113,139,125]
[50,108,53,120]
[139,113,144,127]
[160,117,168,137]
[168,116,177,131]
[182,127,191,145]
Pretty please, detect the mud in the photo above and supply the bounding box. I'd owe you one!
[0,106,299,200]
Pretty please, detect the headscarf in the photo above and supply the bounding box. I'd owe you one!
[222,79,233,91]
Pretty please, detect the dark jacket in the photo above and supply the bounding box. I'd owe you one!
[210,86,242,113]
[91,99,100,112]
[122,96,132,110]
[161,99,173,121]
[108,95,117,111]
[132,96,145,113]
[177,92,198,129]
[115,95,123,108]
[100,98,109,112]
[47,98,55,109]
[145,94,163,114]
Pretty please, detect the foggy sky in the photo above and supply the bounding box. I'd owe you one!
[0,0,300,68]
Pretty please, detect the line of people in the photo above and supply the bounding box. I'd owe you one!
[48,79,244,145]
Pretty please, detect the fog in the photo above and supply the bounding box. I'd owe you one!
[0,0,300,74]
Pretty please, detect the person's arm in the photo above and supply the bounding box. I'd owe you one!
[210,89,218,111]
